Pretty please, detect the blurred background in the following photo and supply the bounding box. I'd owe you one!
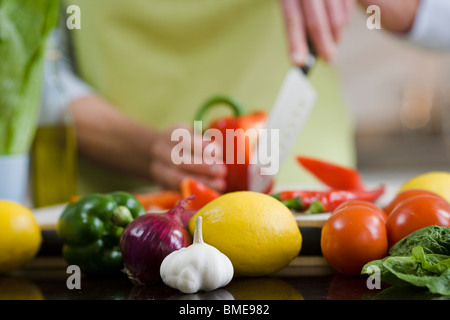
[335,8,450,186]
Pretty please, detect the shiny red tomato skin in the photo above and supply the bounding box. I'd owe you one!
[386,194,450,247]
[384,189,441,216]
[321,207,388,275]
[333,200,388,224]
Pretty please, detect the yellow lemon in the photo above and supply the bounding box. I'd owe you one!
[0,200,42,274]
[188,191,302,276]
[398,171,450,203]
[0,277,44,300]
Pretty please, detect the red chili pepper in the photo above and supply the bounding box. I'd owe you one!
[196,95,267,193]
[180,176,220,210]
[273,185,385,213]
[296,155,365,191]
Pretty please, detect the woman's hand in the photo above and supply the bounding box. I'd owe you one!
[280,0,355,66]
[149,124,227,191]
[358,0,420,33]
[71,94,227,192]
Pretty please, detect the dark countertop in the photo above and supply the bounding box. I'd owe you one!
[3,255,441,301]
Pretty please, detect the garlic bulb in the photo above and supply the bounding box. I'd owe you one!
[160,216,234,294]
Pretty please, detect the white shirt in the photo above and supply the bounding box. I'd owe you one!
[408,0,450,50]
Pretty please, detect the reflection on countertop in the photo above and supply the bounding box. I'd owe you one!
[6,256,447,300]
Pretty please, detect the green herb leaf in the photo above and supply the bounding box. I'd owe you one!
[362,226,450,296]
[389,225,450,256]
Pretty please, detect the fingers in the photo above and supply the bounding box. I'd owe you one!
[324,0,346,42]
[281,0,309,65]
[155,124,227,178]
[149,124,227,192]
[150,160,226,192]
[343,0,356,25]
[301,0,336,63]
[280,0,356,65]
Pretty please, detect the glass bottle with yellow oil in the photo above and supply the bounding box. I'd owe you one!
[31,31,78,208]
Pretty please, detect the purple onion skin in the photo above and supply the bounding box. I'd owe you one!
[120,208,192,284]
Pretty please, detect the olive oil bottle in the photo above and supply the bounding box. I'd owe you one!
[31,31,78,208]
[32,125,77,207]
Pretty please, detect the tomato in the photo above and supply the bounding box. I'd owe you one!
[386,194,450,246]
[321,206,388,275]
[384,189,440,216]
[333,200,388,224]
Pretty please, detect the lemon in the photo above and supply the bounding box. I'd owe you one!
[188,191,302,276]
[398,171,450,203]
[0,277,44,300]
[0,200,42,274]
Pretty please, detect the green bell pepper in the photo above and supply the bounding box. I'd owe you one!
[57,191,146,275]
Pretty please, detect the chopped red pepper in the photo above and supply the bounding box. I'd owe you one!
[273,185,385,213]
[296,155,365,191]
[196,95,267,193]
[134,190,182,211]
[180,176,220,210]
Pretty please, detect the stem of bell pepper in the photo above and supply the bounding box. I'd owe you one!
[303,200,326,215]
[111,205,134,228]
[280,196,303,211]
[195,95,248,122]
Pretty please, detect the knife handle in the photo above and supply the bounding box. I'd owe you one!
[300,40,316,75]
[300,53,316,75]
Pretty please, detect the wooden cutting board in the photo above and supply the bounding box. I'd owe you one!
[33,203,67,230]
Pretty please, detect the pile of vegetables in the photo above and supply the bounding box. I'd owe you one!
[0,0,59,155]
[57,154,450,296]
[318,182,450,296]
[58,190,232,294]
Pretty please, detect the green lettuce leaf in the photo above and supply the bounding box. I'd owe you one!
[389,225,450,256]
[0,0,59,155]
[382,248,450,295]
[362,226,450,296]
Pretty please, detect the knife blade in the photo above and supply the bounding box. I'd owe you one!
[249,58,317,193]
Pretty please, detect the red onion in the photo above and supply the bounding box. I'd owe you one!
[117,197,193,284]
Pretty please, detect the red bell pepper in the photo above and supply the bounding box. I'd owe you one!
[196,95,267,193]
[180,176,220,210]
[273,185,385,213]
[296,155,365,191]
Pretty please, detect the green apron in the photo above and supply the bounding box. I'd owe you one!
[67,0,355,194]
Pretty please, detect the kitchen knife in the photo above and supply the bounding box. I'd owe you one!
[248,55,317,193]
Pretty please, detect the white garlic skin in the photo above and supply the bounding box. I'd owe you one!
[160,216,234,294]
